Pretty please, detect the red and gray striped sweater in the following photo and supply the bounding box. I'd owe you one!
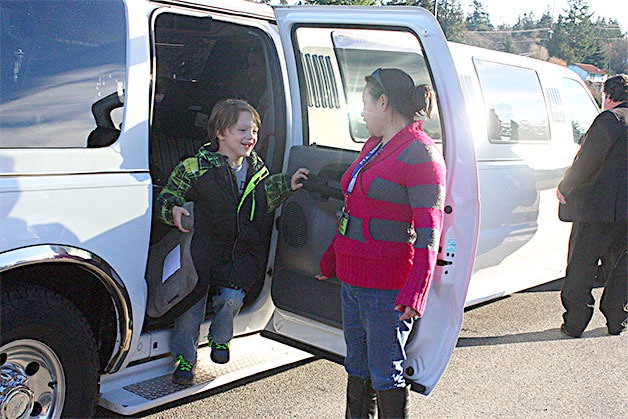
[320,121,446,316]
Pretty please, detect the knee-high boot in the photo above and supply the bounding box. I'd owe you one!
[345,375,377,419]
[376,386,410,419]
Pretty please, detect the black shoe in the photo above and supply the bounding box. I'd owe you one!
[560,324,581,338]
[607,325,625,335]
[211,342,230,364]
[172,355,194,385]
[208,334,230,364]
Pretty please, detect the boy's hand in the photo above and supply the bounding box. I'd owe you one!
[290,168,310,191]
[172,206,191,233]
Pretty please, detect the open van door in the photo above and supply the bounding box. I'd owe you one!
[268,6,480,394]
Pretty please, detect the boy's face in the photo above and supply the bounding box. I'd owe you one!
[217,111,258,162]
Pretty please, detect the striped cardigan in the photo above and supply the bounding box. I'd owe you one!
[319,121,446,316]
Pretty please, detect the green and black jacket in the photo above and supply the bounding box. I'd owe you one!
[157,145,292,310]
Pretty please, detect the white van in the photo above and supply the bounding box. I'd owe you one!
[0,1,599,417]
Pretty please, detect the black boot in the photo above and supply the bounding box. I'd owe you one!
[345,375,377,419]
[376,386,410,419]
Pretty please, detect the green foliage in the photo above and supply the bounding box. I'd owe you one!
[434,0,466,42]
[258,0,626,72]
[466,0,492,32]
[305,0,380,4]
[387,0,433,9]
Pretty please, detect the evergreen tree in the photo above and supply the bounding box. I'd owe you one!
[466,0,493,32]
[435,0,466,42]
[305,0,379,4]
[512,12,536,31]
[537,10,553,30]
[387,0,434,12]
[501,33,516,53]
[547,0,599,65]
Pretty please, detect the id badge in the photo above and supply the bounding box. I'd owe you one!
[338,212,349,236]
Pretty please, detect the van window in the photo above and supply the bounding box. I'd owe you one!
[293,27,441,151]
[561,77,599,143]
[474,59,550,143]
[149,11,285,181]
[0,0,126,148]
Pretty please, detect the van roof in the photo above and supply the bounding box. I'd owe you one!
[161,0,275,20]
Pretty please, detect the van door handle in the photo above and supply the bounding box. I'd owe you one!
[300,173,343,200]
[436,259,453,266]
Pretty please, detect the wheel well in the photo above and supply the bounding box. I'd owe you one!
[1,263,118,372]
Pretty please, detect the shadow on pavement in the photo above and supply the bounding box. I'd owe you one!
[456,326,614,347]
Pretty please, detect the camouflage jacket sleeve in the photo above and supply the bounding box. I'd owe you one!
[157,158,200,225]
[264,172,294,213]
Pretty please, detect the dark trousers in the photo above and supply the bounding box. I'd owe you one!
[561,220,627,335]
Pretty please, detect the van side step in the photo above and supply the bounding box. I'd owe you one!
[98,334,313,415]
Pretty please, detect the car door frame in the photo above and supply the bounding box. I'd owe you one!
[268,5,480,395]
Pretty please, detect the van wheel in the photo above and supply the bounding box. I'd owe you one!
[0,284,99,418]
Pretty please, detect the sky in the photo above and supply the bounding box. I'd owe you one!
[462,0,626,32]
[278,1,627,32]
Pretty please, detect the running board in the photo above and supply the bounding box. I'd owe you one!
[98,334,313,416]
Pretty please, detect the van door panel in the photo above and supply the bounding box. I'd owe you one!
[272,6,480,395]
[272,145,356,327]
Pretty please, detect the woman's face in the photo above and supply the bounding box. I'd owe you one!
[361,84,385,138]
[217,111,258,162]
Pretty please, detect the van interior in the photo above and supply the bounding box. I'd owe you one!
[145,13,287,325]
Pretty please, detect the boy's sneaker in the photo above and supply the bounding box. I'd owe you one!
[208,334,230,364]
[172,355,194,385]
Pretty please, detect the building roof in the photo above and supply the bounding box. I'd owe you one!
[572,63,607,75]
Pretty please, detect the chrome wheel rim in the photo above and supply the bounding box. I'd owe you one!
[0,340,65,419]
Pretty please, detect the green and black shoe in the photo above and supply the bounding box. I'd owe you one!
[172,355,194,385]
[208,334,230,364]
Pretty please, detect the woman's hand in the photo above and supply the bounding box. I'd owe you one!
[172,206,191,233]
[290,168,310,191]
[315,274,328,281]
[395,304,418,321]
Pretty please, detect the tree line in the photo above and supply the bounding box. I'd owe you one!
[260,0,627,74]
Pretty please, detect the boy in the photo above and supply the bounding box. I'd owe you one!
[158,99,309,385]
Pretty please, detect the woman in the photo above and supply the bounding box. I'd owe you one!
[317,68,446,418]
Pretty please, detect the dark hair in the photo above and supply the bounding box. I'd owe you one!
[207,98,261,150]
[603,74,628,103]
[365,68,435,119]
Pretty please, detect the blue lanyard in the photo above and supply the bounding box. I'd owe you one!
[347,141,384,194]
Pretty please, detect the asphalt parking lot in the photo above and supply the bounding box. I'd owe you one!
[97,278,627,418]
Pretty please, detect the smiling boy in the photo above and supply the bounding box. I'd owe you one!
[157,99,308,384]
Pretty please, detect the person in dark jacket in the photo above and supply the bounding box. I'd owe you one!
[158,99,308,384]
[557,74,627,338]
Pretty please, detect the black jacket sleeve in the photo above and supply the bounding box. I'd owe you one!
[558,110,623,197]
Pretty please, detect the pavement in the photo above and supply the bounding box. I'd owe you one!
[96,278,627,418]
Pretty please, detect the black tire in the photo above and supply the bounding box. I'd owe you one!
[1,283,99,418]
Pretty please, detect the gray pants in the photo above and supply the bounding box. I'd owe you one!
[561,220,627,335]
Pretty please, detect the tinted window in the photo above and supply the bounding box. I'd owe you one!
[561,77,599,143]
[474,59,550,143]
[0,0,126,148]
[294,27,440,151]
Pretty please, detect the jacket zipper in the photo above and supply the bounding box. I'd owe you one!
[226,164,242,263]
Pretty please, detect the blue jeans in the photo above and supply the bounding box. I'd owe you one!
[171,287,245,364]
[341,283,414,391]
